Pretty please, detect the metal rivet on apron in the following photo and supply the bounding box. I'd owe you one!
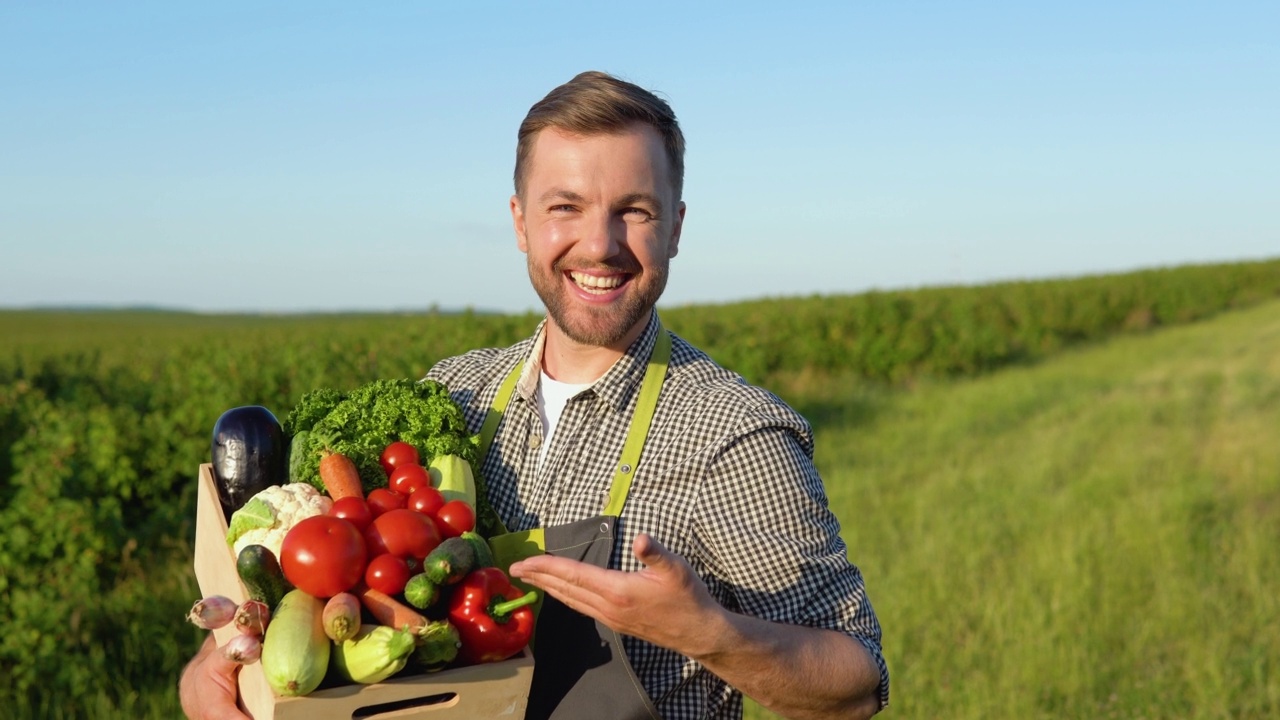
[619,463,632,474]
[527,434,541,449]
[599,522,609,534]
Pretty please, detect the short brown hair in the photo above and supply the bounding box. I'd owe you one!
[514,71,686,200]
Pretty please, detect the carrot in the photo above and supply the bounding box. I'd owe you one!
[355,583,428,632]
[318,448,363,501]
[322,592,362,642]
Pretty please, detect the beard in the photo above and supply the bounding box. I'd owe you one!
[529,253,668,348]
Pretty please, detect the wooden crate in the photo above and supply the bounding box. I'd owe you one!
[193,464,534,720]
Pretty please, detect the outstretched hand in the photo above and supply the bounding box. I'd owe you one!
[508,533,724,657]
[179,634,250,720]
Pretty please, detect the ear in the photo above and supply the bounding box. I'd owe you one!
[668,200,686,259]
[511,195,529,253]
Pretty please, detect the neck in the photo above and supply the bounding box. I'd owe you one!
[541,316,649,384]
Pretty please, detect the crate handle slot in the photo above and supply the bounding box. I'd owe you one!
[351,692,459,719]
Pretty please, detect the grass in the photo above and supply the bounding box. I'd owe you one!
[744,298,1280,718]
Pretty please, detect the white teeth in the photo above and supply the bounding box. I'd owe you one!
[570,272,624,292]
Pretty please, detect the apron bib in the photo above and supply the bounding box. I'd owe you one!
[478,327,671,720]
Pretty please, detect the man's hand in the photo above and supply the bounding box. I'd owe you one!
[509,532,722,654]
[179,634,250,720]
[509,533,883,719]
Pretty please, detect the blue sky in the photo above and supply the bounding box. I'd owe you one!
[2,2,1276,314]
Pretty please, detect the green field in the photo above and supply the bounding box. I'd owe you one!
[2,263,1278,719]
[749,298,1280,719]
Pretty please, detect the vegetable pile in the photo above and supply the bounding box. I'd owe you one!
[198,386,531,698]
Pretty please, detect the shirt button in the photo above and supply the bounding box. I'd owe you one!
[528,434,541,449]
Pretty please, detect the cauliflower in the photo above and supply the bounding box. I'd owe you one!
[226,483,334,560]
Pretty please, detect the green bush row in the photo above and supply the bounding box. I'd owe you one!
[662,258,1280,382]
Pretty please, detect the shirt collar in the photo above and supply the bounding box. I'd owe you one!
[514,310,662,415]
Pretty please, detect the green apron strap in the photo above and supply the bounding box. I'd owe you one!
[477,360,523,537]
[478,323,671,533]
[478,359,524,464]
[602,327,670,517]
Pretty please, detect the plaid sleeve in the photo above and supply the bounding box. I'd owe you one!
[690,402,890,709]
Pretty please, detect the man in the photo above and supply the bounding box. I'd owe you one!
[181,71,888,719]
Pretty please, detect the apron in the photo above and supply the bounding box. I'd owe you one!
[477,326,671,720]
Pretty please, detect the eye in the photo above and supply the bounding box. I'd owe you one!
[549,204,577,213]
[622,207,654,221]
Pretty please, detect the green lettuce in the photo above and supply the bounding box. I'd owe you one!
[282,379,492,533]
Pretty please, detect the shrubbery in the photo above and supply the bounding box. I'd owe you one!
[663,259,1280,382]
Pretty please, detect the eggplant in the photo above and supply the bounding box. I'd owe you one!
[211,405,285,518]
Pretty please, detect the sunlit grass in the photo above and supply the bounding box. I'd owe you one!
[746,299,1280,719]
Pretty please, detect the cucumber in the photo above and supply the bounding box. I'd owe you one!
[422,537,475,586]
[261,589,330,697]
[237,544,293,610]
[460,530,494,568]
[403,573,441,610]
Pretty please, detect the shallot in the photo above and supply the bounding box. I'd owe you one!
[187,595,238,630]
[234,599,271,637]
[221,633,263,664]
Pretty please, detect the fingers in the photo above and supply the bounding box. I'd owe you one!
[202,637,248,679]
[510,537,677,600]
[510,555,597,597]
[632,533,672,570]
[510,556,615,615]
[180,634,251,720]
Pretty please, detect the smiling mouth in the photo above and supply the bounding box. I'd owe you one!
[568,270,629,295]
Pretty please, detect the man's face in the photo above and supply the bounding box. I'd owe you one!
[511,124,684,351]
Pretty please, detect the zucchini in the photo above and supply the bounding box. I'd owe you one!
[237,544,293,610]
[261,589,329,697]
[332,625,416,684]
[428,455,476,506]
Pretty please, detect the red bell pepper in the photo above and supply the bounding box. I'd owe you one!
[448,566,539,664]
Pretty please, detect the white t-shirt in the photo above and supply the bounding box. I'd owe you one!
[534,370,592,469]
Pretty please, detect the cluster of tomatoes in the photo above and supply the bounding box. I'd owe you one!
[277,441,476,600]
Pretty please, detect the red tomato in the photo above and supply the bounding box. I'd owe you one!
[367,488,406,518]
[380,441,420,477]
[435,500,476,539]
[329,496,374,532]
[279,516,367,598]
[364,553,413,595]
[407,486,446,519]
[364,508,442,560]
[388,464,432,497]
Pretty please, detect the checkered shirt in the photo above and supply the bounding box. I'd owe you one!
[426,310,889,718]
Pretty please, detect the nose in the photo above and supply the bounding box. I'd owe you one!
[578,209,625,261]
